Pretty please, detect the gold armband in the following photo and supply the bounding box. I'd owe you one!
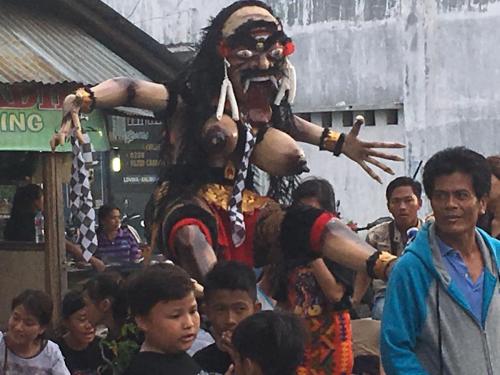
[319,128,341,151]
[366,251,398,281]
[74,87,96,113]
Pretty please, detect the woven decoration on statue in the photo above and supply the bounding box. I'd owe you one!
[69,130,98,261]
[228,123,256,247]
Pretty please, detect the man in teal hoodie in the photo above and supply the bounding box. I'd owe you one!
[381,147,500,375]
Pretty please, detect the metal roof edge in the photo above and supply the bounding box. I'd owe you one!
[54,0,183,82]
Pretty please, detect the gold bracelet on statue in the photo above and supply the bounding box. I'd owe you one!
[74,87,96,113]
[319,128,342,151]
[366,251,398,281]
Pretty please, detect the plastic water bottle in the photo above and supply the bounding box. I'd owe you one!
[34,210,45,243]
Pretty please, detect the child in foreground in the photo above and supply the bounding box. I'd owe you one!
[56,290,105,375]
[227,311,306,375]
[0,289,70,374]
[193,261,261,374]
[124,264,206,375]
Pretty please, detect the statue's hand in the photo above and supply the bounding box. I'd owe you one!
[50,94,83,151]
[342,116,405,183]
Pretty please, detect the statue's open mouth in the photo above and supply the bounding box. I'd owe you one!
[241,77,277,125]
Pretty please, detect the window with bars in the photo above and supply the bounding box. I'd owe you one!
[298,108,401,127]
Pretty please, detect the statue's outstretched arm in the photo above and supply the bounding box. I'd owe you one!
[51,78,169,150]
[281,206,397,281]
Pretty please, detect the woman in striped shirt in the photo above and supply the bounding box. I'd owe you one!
[96,205,141,264]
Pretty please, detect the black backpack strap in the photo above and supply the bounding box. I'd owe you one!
[388,220,399,256]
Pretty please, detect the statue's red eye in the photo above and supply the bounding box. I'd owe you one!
[283,41,295,56]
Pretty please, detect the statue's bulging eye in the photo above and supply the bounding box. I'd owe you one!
[269,48,284,59]
[236,49,254,59]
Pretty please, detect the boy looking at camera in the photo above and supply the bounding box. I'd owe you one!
[194,261,261,374]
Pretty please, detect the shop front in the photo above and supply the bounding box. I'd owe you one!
[0,84,110,325]
[0,0,179,327]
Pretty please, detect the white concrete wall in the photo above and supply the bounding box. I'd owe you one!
[103,0,500,225]
[103,0,232,45]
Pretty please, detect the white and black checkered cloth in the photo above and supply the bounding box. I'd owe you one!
[228,123,256,247]
[69,131,98,261]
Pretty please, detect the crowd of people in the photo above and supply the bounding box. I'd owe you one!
[2,1,498,374]
[1,147,499,375]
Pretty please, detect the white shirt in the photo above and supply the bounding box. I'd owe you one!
[0,332,70,375]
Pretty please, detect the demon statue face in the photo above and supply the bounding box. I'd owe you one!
[188,1,305,178]
[219,5,296,125]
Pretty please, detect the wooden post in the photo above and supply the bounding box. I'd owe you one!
[42,152,67,320]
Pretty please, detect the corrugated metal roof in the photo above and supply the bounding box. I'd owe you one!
[0,2,149,85]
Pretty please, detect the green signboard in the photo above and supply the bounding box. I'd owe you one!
[0,85,110,152]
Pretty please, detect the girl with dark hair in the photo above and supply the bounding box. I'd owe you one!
[3,184,43,241]
[291,177,337,213]
[0,289,70,374]
[56,290,106,375]
[82,272,129,339]
[82,272,142,374]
